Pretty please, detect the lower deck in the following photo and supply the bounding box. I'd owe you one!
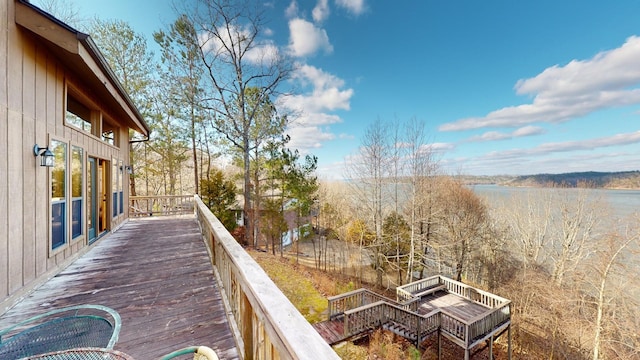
[417,291,490,321]
[0,217,239,359]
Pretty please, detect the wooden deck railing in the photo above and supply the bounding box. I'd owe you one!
[395,275,511,350]
[396,276,440,302]
[328,288,419,320]
[194,195,339,360]
[130,195,194,217]
[342,300,440,346]
[398,275,510,310]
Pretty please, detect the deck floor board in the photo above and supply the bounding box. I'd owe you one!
[0,216,239,360]
[417,291,489,321]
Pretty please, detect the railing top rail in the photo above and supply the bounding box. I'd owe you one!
[194,196,338,360]
[467,301,511,325]
[343,300,387,315]
[438,275,510,305]
[130,195,194,199]
[439,308,469,325]
[396,274,440,289]
[327,288,369,301]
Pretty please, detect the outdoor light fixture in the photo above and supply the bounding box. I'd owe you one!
[33,144,54,167]
[120,165,133,174]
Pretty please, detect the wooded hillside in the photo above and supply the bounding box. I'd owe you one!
[459,171,640,189]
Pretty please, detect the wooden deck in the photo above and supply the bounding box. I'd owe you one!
[313,317,346,345]
[314,289,490,345]
[0,216,239,359]
[318,278,512,359]
[417,291,489,321]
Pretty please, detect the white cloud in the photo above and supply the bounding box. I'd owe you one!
[488,131,640,159]
[293,64,345,89]
[288,18,333,57]
[335,0,366,16]
[429,142,456,152]
[468,126,546,142]
[443,131,640,175]
[283,64,353,113]
[245,43,280,65]
[286,125,335,150]
[446,150,640,176]
[440,36,640,131]
[513,125,546,137]
[313,0,330,22]
[279,64,354,153]
[290,112,342,126]
[285,1,298,18]
[199,24,279,66]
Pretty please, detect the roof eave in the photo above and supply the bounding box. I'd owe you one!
[14,0,150,137]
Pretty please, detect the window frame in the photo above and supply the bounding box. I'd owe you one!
[49,137,68,256]
[64,82,120,148]
[70,144,85,243]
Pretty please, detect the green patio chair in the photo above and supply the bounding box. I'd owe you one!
[20,347,133,360]
[160,346,219,360]
[0,304,121,360]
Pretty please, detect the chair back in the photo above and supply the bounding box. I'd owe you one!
[0,304,121,359]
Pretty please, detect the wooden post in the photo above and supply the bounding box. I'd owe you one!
[489,335,493,360]
[508,324,512,360]
[464,324,469,360]
[415,317,421,348]
[242,293,253,360]
[437,332,442,360]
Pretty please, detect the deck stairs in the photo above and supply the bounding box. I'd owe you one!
[313,275,512,357]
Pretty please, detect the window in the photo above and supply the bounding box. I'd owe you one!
[112,161,119,218]
[51,140,67,250]
[66,94,92,133]
[102,129,115,145]
[119,160,124,215]
[71,146,84,239]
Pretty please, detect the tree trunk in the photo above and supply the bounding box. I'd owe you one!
[191,103,199,195]
[243,139,253,247]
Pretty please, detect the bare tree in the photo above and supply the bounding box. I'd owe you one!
[345,119,392,287]
[32,0,84,28]
[402,118,437,283]
[550,188,601,286]
[434,177,488,281]
[179,0,294,245]
[500,189,553,268]
[581,219,640,360]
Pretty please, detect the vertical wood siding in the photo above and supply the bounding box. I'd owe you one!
[0,1,131,307]
[0,0,8,308]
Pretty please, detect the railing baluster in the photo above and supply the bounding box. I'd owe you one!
[193,195,339,359]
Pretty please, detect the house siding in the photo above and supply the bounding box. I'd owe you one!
[1,0,136,310]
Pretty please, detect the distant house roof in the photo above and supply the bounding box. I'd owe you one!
[14,0,150,137]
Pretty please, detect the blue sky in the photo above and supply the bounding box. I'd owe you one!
[36,0,640,179]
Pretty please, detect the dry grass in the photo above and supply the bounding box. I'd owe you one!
[249,249,354,323]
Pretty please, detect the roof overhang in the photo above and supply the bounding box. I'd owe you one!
[14,0,150,137]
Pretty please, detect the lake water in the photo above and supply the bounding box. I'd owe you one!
[471,184,640,219]
[471,184,640,275]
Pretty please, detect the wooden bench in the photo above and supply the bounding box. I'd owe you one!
[413,284,446,298]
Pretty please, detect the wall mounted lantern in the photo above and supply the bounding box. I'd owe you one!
[120,165,133,174]
[33,144,54,167]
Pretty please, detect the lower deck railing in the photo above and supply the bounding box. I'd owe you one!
[194,195,339,360]
[329,275,511,350]
[342,301,440,346]
[130,195,194,217]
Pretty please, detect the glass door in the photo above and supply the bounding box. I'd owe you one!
[87,157,97,243]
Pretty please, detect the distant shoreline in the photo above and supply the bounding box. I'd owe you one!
[458,170,640,190]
